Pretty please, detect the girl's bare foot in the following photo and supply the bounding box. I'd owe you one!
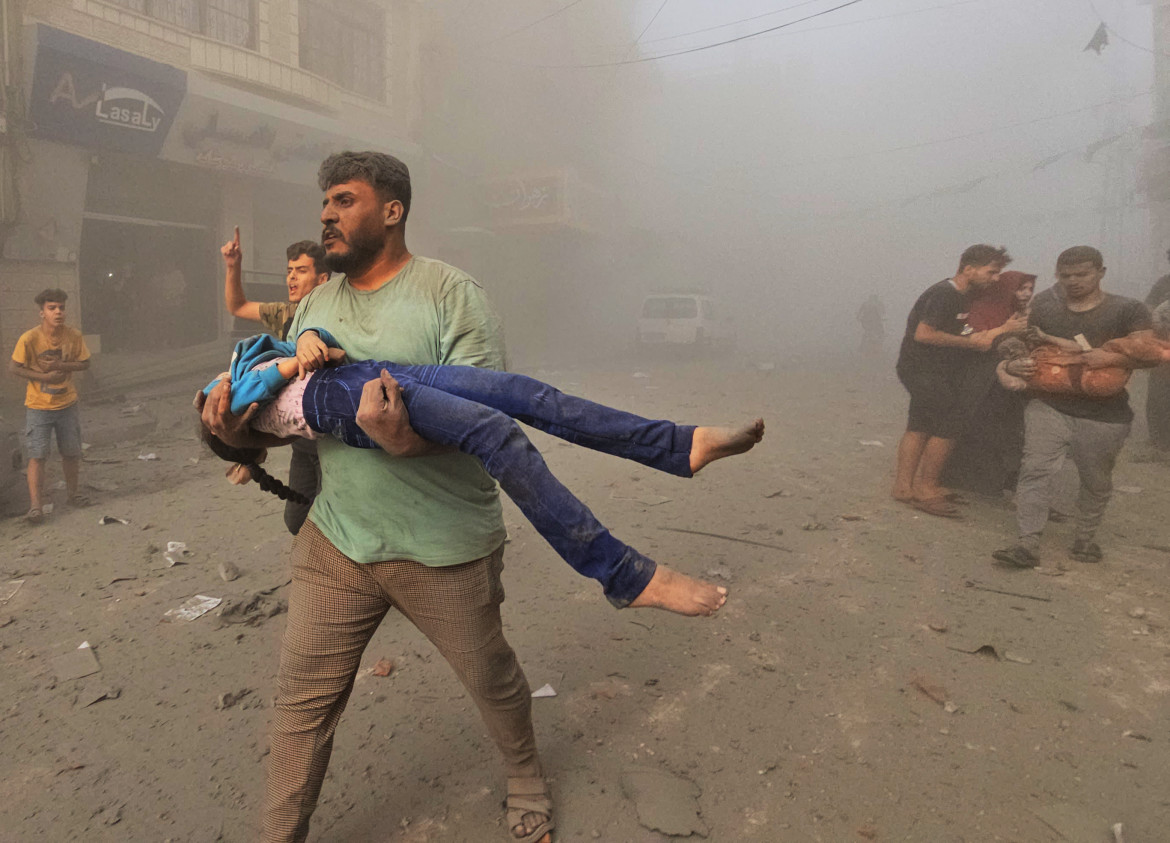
[629,565,728,616]
[690,419,765,473]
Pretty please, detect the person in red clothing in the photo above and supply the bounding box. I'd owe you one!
[941,271,1037,496]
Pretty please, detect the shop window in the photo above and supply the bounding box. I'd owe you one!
[103,0,255,49]
[299,0,386,101]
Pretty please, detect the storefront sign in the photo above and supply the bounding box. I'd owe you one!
[485,173,568,226]
[29,26,186,155]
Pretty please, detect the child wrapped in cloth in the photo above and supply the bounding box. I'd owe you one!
[998,301,1170,396]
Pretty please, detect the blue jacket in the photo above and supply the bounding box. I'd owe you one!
[203,328,342,416]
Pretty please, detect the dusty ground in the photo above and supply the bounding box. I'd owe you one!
[1,354,1168,843]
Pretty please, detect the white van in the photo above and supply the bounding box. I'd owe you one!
[636,293,733,349]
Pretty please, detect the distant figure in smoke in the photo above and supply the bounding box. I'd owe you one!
[9,289,92,523]
[1144,251,1170,452]
[892,244,1025,518]
[856,293,886,357]
[992,246,1157,569]
[220,229,331,534]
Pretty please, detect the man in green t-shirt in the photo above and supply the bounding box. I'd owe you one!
[200,152,553,843]
[221,232,330,534]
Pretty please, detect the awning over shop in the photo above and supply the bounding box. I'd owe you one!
[28,25,187,156]
[158,72,419,185]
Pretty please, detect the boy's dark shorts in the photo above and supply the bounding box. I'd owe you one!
[897,368,964,440]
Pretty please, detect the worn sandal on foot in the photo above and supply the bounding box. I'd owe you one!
[992,545,1039,569]
[1070,540,1102,564]
[505,775,554,843]
[25,508,44,524]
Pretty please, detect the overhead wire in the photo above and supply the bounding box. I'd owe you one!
[539,0,872,68]
[485,0,591,45]
[630,0,672,50]
[638,0,826,45]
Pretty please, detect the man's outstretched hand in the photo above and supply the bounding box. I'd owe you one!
[195,378,260,449]
[355,369,450,457]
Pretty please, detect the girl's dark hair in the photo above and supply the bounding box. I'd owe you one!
[199,425,313,506]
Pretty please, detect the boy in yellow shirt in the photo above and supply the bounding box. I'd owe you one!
[9,289,91,522]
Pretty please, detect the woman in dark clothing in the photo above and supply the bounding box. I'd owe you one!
[942,272,1036,495]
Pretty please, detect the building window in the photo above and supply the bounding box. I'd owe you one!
[299,0,385,101]
[104,0,255,49]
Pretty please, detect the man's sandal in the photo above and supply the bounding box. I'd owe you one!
[505,775,554,843]
[992,545,1039,569]
[25,507,44,524]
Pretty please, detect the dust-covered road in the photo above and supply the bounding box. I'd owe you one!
[2,357,1168,842]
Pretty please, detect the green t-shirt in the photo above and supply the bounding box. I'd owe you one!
[288,256,508,565]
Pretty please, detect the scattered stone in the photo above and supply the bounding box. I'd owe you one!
[218,561,241,583]
[1128,607,1146,619]
[216,592,286,627]
[910,676,948,706]
[93,804,123,826]
[0,580,25,605]
[620,767,708,838]
[78,686,120,708]
[51,642,101,682]
[215,688,252,710]
[928,621,948,633]
[162,595,222,623]
[704,567,732,582]
[372,658,395,677]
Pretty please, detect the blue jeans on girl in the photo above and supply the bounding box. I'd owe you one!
[301,361,695,606]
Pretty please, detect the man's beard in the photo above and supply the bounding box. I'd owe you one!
[323,229,382,276]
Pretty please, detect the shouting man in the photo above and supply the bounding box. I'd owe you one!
[221,232,330,533]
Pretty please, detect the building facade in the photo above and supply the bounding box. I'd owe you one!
[0,0,423,361]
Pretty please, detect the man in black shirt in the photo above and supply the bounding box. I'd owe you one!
[893,244,1022,517]
[994,246,1153,568]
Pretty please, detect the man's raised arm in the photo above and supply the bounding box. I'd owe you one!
[222,226,262,323]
